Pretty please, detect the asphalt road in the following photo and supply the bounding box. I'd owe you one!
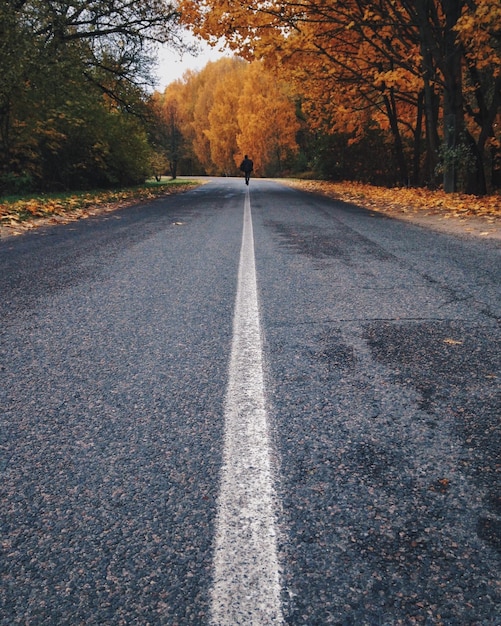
[1,178,499,625]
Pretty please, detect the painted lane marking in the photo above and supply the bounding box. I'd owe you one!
[210,188,284,625]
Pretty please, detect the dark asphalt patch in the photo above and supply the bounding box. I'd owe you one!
[265,220,393,263]
[364,320,501,555]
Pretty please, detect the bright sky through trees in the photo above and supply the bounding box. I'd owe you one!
[155,36,227,88]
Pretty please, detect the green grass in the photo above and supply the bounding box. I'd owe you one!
[1,177,195,203]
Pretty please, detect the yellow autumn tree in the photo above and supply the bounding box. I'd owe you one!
[204,58,247,174]
[148,83,186,178]
[456,0,501,76]
[179,0,426,184]
[178,0,501,193]
[236,62,299,176]
[173,69,211,174]
[153,57,299,176]
[189,62,223,174]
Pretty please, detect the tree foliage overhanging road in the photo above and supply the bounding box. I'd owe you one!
[178,0,501,195]
[1,0,500,196]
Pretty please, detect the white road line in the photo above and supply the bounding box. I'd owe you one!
[210,188,284,625]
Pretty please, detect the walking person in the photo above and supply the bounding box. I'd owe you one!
[239,155,254,185]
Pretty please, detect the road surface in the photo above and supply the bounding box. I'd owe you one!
[1,178,499,624]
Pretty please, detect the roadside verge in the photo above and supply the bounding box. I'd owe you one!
[282,179,501,240]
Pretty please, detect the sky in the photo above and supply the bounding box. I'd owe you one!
[154,35,228,90]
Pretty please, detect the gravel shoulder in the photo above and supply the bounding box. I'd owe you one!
[366,206,501,240]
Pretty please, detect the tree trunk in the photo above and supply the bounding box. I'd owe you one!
[441,0,464,193]
[464,130,486,195]
[422,65,440,187]
[412,90,425,185]
[170,159,177,179]
[383,89,408,185]
[464,71,501,195]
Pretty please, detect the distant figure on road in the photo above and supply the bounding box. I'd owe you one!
[239,155,254,185]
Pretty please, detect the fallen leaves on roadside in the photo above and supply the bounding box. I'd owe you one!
[285,179,501,221]
[0,181,200,235]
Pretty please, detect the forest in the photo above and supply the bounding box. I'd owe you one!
[1,0,500,196]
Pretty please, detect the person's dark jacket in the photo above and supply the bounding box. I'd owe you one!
[240,157,254,173]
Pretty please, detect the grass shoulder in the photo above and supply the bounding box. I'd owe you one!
[0,177,202,237]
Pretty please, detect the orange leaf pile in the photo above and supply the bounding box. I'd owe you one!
[0,181,200,235]
[285,180,501,221]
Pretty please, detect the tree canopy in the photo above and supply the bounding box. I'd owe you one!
[0,0,182,192]
[150,57,300,177]
[178,0,501,194]
[1,0,500,194]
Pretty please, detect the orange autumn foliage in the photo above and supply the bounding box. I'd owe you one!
[235,62,300,174]
[154,57,299,176]
[178,0,501,194]
[456,0,501,76]
[178,0,426,138]
[285,180,501,220]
